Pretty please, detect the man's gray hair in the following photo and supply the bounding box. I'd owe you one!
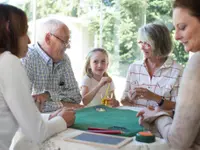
[37,19,65,43]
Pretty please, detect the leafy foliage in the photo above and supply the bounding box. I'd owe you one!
[19,0,188,76]
[146,0,188,66]
[83,0,147,75]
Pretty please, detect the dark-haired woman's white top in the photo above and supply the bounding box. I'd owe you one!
[0,52,66,150]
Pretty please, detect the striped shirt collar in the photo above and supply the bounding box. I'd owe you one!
[143,57,174,69]
[35,42,52,65]
[161,57,174,68]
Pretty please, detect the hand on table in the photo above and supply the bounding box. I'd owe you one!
[32,93,50,112]
[49,107,76,127]
[136,106,161,125]
[58,107,76,127]
[49,108,63,120]
[61,102,84,110]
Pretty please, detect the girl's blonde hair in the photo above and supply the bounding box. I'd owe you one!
[83,48,109,78]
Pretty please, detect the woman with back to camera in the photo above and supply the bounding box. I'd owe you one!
[137,0,200,149]
[0,4,75,150]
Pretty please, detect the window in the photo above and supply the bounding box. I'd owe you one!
[7,0,188,100]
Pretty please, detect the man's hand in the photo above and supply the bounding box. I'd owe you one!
[32,93,50,111]
[61,102,84,110]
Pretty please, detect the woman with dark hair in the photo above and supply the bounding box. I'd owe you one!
[0,4,75,150]
[137,0,200,149]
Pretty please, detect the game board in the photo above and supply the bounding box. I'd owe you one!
[71,105,143,137]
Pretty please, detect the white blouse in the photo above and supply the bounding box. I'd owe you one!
[0,52,66,150]
[121,57,183,106]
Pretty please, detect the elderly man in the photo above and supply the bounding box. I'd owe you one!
[22,19,83,111]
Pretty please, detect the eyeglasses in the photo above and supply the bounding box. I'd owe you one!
[138,41,151,49]
[50,33,70,48]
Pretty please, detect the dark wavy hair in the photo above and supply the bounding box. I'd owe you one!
[173,0,200,21]
[0,4,28,56]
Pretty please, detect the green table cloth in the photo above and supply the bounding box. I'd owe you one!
[71,105,143,137]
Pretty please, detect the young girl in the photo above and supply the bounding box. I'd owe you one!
[80,48,119,107]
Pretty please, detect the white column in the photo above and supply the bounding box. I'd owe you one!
[32,0,37,44]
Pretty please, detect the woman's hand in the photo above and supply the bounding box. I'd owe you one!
[136,106,161,125]
[57,107,76,127]
[49,108,63,120]
[128,89,137,101]
[135,87,158,100]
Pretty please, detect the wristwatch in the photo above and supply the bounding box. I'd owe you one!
[158,96,165,106]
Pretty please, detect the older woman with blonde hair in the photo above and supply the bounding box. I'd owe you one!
[121,23,183,111]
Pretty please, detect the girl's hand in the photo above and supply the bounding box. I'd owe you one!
[99,77,112,87]
[107,99,119,107]
[135,87,157,100]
